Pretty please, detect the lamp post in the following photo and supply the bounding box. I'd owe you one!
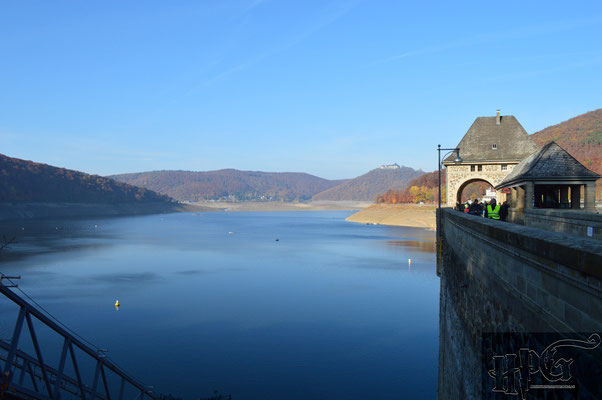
[436,145,462,275]
[437,145,462,210]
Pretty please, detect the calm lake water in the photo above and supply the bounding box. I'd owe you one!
[0,211,439,399]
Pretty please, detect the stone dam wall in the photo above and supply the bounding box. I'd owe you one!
[437,208,602,399]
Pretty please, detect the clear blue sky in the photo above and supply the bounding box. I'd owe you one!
[1,1,601,179]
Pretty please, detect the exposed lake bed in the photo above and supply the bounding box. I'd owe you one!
[0,211,439,399]
[347,204,437,230]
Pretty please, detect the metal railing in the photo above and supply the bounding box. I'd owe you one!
[0,276,157,400]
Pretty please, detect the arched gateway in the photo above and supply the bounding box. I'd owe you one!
[456,178,495,203]
[443,110,539,207]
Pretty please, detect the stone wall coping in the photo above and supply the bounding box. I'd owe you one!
[441,208,602,279]
[524,208,602,222]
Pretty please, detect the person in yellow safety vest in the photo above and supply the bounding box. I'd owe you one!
[486,198,501,220]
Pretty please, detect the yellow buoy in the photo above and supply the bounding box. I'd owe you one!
[408,259,412,264]
[115,300,120,307]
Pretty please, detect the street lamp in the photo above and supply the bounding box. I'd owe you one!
[436,145,462,274]
[437,144,462,210]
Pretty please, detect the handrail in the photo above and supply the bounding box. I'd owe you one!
[0,282,157,400]
[0,340,107,400]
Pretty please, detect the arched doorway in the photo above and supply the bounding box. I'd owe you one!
[456,178,496,204]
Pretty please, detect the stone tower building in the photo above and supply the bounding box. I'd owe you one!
[443,110,539,206]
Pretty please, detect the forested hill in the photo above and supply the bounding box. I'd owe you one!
[0,153,172,203]
[375,170,442,203]
[109,170,347,202]
[312,166,424,201]
[531,108,602,175]
[374,169,486,204]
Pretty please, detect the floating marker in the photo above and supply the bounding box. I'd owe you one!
[408,259,412,264]
[115,300,120,307]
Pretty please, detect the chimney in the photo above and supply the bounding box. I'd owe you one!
[496,109,501,125]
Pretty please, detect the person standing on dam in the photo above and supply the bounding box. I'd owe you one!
[499,201,509,221]
[469,199,483,216]
[485,199,501,220]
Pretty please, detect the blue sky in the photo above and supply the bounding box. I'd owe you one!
[1,0,601,179]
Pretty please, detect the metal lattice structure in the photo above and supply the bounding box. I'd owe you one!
[0,278,157,400]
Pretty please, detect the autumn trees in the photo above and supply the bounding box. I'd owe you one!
[375,170,445,204]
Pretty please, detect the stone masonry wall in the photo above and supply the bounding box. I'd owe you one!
[445,163,516,206]
[523,208,602,240]
[437,209,602,398]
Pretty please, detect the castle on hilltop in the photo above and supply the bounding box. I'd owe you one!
[380,163,400,170]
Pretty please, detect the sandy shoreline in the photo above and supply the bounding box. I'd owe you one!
[345,203,437,229]
[194,201,437,230]
[190,201,371,212]
[0,201,435,231]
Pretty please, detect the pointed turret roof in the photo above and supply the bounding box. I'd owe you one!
[444,115,539,163]
[495,141,600,188]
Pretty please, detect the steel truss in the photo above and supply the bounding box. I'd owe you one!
[0,281,157,400]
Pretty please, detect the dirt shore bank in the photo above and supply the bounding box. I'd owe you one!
[346,203,436,229]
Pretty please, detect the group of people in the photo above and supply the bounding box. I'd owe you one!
[454,198,509,221]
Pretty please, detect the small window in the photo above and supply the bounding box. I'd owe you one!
[492,144,497,150]
[501,164,508,171]
[471,165,475,172]
[478,165,483,172]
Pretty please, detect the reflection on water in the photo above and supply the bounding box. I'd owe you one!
[0,211,439,400]
[0,218,117,263]
[385,240,437,254]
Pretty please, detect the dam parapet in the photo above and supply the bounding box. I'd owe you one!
[437,208,602,399]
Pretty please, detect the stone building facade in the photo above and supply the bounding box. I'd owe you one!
[445,163,516,205]
[443,111,539,206]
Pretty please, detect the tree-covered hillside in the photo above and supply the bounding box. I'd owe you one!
[110,169,347,202]
[375,170,443,203]
[531,108,602,175]
[312,166,424,201]
[0,154,172,203]
[531,108,602,198]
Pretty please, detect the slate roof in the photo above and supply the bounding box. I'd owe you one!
[496,141,600,188]
[443,115,539,163]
